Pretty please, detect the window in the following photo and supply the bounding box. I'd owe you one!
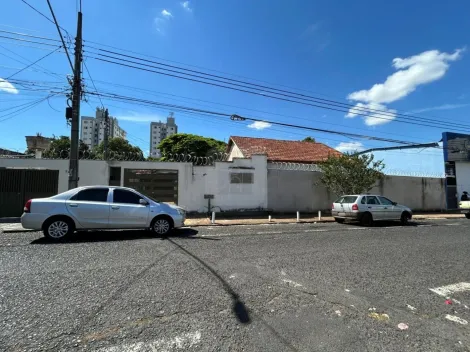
[70,188,109,202]
[334,196,357,204]
[366,196,379,205]
[378,196,394,205]
[113,189,143,204]
[361,197,367,204]
[230,172,254,184]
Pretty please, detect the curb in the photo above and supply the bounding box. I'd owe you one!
[0,216,464,233]
[185,219,335,227]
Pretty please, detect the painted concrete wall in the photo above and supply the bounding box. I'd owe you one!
[267,169,446,212]
[227,143,244,161]
[0,155,268,213]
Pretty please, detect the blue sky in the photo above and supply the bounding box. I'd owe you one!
[1,0,469,176]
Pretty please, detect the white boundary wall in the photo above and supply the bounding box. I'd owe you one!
[0,155,268,213]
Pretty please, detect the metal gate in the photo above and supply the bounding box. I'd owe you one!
[124,169,178,204]
[0,169,59,218]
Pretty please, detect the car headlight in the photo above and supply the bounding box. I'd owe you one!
[177,208,185,216]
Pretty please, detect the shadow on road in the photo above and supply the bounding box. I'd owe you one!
[30,228,207,245]
[165,238,298,351]
[343,220,428,228]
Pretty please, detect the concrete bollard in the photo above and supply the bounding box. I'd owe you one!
[268,215,272,222]
[297,211,300,222]
[318,210,322,221]
[211,211,215,224]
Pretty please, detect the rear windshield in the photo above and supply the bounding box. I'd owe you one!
[334,196,358,204]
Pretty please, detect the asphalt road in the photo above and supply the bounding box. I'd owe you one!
[1,219,470,352]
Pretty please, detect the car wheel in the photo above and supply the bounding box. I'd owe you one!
[43,217,74,241]
[360,212,373,227]
[465,213,470,219]
[151,216,172,236]
[334,218,345,224]
[401,212,411,225]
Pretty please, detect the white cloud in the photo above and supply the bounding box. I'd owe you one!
[0,78,19,94]
[346,102,397,126]
[411,103,469,113]
[346,48,464,126]
[161,9,173,18]
[181,1,192,12]
[335,142,364,153]
[247,121,272,130]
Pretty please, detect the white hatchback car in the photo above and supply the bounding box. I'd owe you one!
[21,186,186,241]
[331,194,412,226]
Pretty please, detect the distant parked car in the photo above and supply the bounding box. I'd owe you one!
[331,194,412,226]
[21,186,186,241]
[459,200,470,219]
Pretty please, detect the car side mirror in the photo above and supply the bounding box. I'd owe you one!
[139,199,149,206]
[392,202,397,206]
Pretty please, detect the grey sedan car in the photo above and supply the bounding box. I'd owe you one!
[21,186,185,241]
[331,194,412,226]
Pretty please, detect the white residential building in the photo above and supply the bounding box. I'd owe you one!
[150,114,178,157]
[80,108,126,149]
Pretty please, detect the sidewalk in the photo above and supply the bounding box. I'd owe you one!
[0,213,465,233]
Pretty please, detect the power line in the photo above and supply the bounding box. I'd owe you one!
[86,90,433,146]
[0,29,62,43]
[84,47,470,131]
[4,28,467,132]
[45,0,74,71]
[86,53,470,133]
[5,46,62,79]
[85,78,438,143]
[0,93,60,123]
[0,45,67,80]
[83,60,103,107]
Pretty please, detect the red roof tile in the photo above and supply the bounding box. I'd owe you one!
[228,136,341,163]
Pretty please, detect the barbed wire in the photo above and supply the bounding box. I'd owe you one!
[268,162,322,172]
[383,169,445,178]
[0,149,446,178]
[161,152,229,165]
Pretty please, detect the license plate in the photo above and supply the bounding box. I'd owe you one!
[338,212,346,217]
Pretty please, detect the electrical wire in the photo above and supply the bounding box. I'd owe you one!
[84,47,470,131]
[84,78,437,143]
[85,90,432,146]
[86,54,470,133]
[83,60,104,108]
[45,0,74,71]
[5,46,62,79]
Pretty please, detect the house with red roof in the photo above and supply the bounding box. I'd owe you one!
[227,136,341,163]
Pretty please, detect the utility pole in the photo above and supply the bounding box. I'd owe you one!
[68,11,83,189]
[104,108,109,160]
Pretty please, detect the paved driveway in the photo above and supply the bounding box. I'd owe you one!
[1,220,469,351]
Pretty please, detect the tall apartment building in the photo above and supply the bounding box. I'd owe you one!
[150,113,178,157]
[80,108,127,149]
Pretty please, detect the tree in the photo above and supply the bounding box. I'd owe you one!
[158,134,226,160]
[43,136,91,159]
[318,153,385,195]
[302,137,316,143]
[94,137,144,161]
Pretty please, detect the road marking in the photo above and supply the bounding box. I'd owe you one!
[304,229,327,232]
[95,331,201,351]
[430,282,470,297]
[346,227,367,230]
[282,279,303,287]
[445,315,468,325]
[256,231,283,235]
